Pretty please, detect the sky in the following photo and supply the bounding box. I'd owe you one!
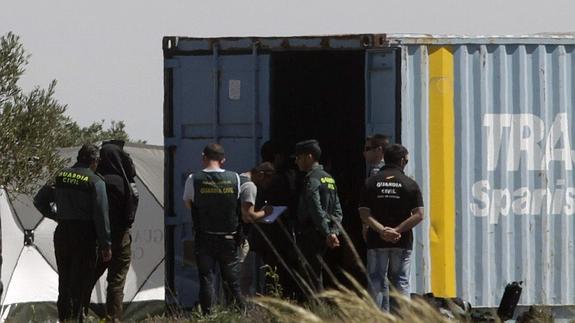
[1,0,573,144]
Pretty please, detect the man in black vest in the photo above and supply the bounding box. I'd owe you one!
[182,143,244,314]
[34,144,112,322]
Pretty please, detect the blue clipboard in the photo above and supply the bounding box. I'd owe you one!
[258,206,287,224]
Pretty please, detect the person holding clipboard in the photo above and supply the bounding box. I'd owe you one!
[238,162,289,295]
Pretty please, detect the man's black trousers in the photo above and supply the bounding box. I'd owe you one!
[195,233,245,314]
[54,221,98,322]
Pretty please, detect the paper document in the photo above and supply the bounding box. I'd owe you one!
[259,206,287,223]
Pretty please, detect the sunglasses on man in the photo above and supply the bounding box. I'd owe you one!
[364,145,380,152]
[256,170,275,176]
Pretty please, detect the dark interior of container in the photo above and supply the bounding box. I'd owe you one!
[270,50,366,240]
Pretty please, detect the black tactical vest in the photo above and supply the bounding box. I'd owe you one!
[54,165,99,221]
[193,170,239,233]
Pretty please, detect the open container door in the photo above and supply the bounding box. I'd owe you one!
[365,47,432,295]
[365,48,400,142]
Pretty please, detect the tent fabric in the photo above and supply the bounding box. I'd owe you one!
[125,144,164,207]
[33,218,58,272]
[0,189,23,306]
[8,194,42,231]
[0,144,165,321]
[2,247,58,304]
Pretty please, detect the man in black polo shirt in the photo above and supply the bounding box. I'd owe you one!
[358,144,424,312]
[182,143,245,314]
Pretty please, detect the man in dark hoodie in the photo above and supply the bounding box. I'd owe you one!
[89,140,138,321]
[34,144,112,322]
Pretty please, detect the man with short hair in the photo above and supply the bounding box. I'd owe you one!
[359,144,424,312]
[182,143,245,314]
[239,162,276,224]
[238,162,275,295]
[363,134,390,178]
[361,134,391,301]
[294,139,343,297]
[34,144,112,322]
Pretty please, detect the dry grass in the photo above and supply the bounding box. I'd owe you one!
[253,284,456,323]
[141,221,479,323]
[139,282,475,323]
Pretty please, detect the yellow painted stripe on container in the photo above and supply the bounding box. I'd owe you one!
[428,46,456,297]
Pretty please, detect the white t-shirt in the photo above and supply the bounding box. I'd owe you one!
[182,168,240,203]
[239,172,257,206]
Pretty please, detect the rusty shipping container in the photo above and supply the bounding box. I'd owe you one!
[163,34,575,311]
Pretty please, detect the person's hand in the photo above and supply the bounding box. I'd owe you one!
[380,227,401,243]
[263,205,274,216]
[326,234,340,249]
[101,247,112,262]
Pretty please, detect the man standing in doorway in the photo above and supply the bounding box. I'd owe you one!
[359,144,424,312]
[259,141,300,298]
[361,134,390,300]
[363,134,390,178]
[182,143,245,314]
[294,139,343,298]
[34,144,112,322]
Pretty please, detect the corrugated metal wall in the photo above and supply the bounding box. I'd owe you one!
[401,45,432,295]
[454,43,575,307]
[402,42,575,307]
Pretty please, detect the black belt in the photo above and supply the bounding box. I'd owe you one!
[199,231,237,239]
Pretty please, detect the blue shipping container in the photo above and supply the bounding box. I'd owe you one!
[164,34,575,311]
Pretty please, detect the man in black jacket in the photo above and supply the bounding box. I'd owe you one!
[34,144,112,322]
[89,140,138,321]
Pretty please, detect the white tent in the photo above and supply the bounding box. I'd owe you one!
[0,144,165,321]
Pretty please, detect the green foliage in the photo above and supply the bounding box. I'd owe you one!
[263,265,284,299]
[0,32,142,194]
[0,32,26,105]
[56,119,146,148]
[0,31,69,194]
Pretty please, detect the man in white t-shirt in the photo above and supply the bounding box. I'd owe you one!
[238,162,275,295]
[181,143,244,313]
